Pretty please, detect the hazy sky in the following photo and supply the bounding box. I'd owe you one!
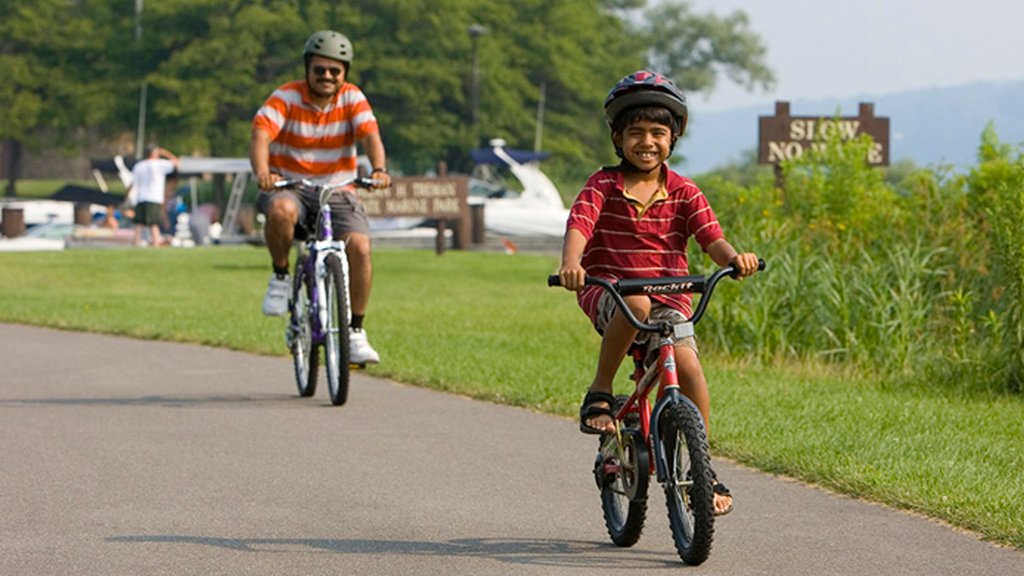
[686,0,1024,111]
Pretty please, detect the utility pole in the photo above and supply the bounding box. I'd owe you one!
[134,0,147,159]
[534,81,546,152]
[467,23,488,148]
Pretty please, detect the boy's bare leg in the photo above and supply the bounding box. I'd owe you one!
[677,345,732,515]
[585,295,650,434]
[676,346,710,431]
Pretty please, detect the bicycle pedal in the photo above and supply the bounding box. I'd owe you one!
[593,454,616,490]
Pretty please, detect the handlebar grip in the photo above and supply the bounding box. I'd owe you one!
[354,176,377,189]
[547,274,561,287]
[727,257,768,279]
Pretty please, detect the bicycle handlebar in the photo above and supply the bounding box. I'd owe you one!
[273,176,378,193]
[547,258,765,334]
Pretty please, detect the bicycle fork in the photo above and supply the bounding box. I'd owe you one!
[646,329,704,488]
[314,241,351,341]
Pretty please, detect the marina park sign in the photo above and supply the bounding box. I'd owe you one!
[758,101,890,166]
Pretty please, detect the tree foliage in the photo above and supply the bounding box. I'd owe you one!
[640,2,774,95]
[3,0,774,192]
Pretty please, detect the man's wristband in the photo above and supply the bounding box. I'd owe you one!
[371,168,387,174]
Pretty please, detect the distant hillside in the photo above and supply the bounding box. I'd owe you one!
[681,78,1024,175]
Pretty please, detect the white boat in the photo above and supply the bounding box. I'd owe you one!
[467,139,569,238]
[0,220,72,252]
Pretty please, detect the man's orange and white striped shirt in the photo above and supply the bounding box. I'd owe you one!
[253,80,379,184]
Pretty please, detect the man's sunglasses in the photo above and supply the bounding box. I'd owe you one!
[313,65,344,78]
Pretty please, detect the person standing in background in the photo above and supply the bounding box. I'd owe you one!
[128,146,179,247]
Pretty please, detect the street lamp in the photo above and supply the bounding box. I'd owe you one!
[467,23,488,146]
[134,0,147,159]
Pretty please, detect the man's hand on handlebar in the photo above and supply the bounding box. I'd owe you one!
[257,171,282,191]
[370,172,392,189]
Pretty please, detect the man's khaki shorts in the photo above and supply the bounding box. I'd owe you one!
[256,188,369,239]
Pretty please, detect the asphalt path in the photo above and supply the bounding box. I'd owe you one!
[2,323,1022,575]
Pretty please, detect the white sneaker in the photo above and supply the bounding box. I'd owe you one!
[262,275,291,317]
[349,328,381,364]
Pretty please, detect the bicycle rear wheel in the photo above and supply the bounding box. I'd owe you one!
[598,428,649,547]
[289,255,318,397]
[323,253,350,406]
[660,401,715,565]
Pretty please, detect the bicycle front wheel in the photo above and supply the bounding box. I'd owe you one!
[323,253,351,406]
[290,255,318,397]
[660,401,715,565]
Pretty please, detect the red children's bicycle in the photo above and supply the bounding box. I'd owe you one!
[549,259,764,565]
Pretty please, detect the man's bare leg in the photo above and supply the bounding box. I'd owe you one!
[345,232,372,316]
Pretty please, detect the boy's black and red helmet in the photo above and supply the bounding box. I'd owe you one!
[604,70,689,137]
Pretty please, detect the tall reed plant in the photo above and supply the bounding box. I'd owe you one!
[698,124,1024,396]
[966,126,1024,393]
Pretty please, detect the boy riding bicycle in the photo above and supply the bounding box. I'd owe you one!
[556,70,760,516]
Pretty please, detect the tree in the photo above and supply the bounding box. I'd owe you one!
[0,0,128,195]
[638,1,775,97]
[131,0,309,156]
[4,0,775,197]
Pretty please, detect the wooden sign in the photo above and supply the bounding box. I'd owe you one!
[356,176,469,218]
[758,101,890,166]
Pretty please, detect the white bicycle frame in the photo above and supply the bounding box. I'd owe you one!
[276,176,370,346]
[312,186,352,338]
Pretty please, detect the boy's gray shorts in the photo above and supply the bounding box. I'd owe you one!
[594,291,699,354]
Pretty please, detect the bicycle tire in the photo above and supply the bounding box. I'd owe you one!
[598,428,649,547]
[323,253,350,406]
[660,401,715,565]
[290,255,318,397]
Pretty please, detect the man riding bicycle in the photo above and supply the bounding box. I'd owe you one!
[250,29,391,365]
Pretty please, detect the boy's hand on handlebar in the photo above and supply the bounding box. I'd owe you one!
[730,252,760,278]
[558,264,586,292]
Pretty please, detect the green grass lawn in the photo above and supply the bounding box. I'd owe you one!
[1,246,1021,549]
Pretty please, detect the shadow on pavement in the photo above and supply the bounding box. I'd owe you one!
[0,393,303,409]
[107,535,682,569]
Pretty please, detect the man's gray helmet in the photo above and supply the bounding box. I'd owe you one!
[303,30,353,65]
